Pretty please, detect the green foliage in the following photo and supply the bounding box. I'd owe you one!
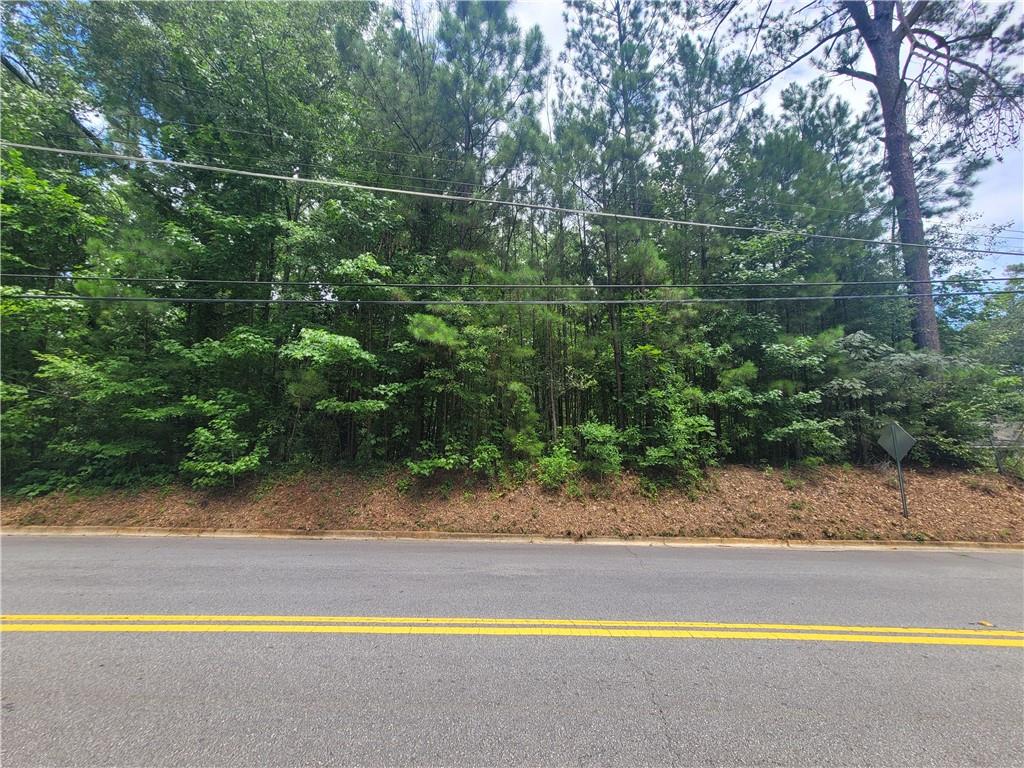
[407,314,464,350]
[765,418,844,460]
[577,421,623,477]
[720,361,758,389]
[315,398,389,416]
[179,392,269,488]
[2,1,1019,497]
[537,445,580,490]
[281,329,376,368]
[406,443,469,478]
[638,409,717,485]
[178,330,276,368]
[470,441,502,480]
[0,150,106,272]
[2,350,176,492]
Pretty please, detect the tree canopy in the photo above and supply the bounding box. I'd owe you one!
[1,0,1021,494]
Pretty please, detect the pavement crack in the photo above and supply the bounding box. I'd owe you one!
[625,650,682,765]
[645,667,683,765]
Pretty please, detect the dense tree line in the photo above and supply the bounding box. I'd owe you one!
[1,0,1022,493]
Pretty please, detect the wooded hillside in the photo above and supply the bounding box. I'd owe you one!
[1,1,1022,494]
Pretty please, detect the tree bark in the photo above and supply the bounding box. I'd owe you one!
[881,101,942,351]
[845,1,942,351]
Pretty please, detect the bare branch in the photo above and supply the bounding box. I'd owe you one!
[842,2,876,39]
[910,33,1024,112]
[743,1,774,65]
[698,21,855,116]
[699,1,738,68]
[835,65,877,84]
[895,1,929,42]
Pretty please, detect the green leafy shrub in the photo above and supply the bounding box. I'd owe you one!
[766,417,844,461]
[638,408,716,485]
[179,391,269,488]
[407,313,464,349]
[503,382,544,459]
[537,445,580,490]
[577,421,623,477]
[637,476,660,500]
[405,443,469,478]
[280,328,376,367]
[470,441,501,479]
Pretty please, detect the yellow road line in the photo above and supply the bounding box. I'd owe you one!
[1,622,1022,646]
[2,614,1021,637]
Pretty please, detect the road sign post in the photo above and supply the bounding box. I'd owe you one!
[878,421,915,518]
[895,456,908,518]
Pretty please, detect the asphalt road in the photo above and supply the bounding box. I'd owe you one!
[1,535,1022,767]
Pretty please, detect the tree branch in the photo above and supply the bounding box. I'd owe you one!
[895,1,929,42]
[873,0,895,28]
[841,2,876,40]
[835,65,877,84]
[910,32,1024,111]
[698,21,855,116]
[1,53,104,149]
[701,0,738,55]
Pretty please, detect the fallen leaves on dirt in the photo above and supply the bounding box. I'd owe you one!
[2,465,1021,543]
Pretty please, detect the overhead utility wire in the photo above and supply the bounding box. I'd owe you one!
[54,130,1024,239]
[63,128,858,225]
[20,95,1024,236]
[1,273,1016,290]
[34,129,1024,240]
[40,130,539,199]
[44,130,1024,243]
[5,141,1022,259]
[4,290,1021,307]
[15,137,1024,249]
[100,117,1024,236]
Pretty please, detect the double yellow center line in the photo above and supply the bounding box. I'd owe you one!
[2,614,1022,647]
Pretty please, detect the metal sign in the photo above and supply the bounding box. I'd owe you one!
[980,421,1024,475]
[878,421,915,517]
[878,421,915,461]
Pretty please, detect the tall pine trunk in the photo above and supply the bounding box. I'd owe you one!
[849,4,942,351]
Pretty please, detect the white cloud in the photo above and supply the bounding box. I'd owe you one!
[511,0,567,55]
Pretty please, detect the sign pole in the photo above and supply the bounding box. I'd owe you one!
[878,421,915,519]
[895,456,909,518]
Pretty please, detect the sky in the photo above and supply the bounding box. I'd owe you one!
[509,0,1024,276]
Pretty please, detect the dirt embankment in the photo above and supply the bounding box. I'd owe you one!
[2,465,1021,543]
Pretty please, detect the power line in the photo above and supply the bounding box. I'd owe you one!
[1,273,1017,290]
[101,115,1024,237]
[39,130,538,199]
[6,141,1023,259]
[12,80,1023,237]
[30,128,1024,238]
[14,136,1024,251]
[62,126,881,227]
[3,290,1020,306]
[661,184,1024,239]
